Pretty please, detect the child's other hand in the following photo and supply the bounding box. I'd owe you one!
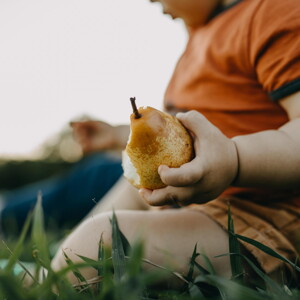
[139,111,239,206]
[71,120,128,154]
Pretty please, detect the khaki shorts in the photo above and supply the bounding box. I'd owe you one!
[190,197,300,274]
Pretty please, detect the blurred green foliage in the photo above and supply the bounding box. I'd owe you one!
[0,159,74,190]
[0,124,82,191]
[0,201,299,300]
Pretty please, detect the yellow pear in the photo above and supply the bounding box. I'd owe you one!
[122,98,194,189]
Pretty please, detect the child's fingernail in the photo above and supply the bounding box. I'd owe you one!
[139,188,146,196]
[158,165,166,174]
[139,188,150,199]
[176,112,184,119]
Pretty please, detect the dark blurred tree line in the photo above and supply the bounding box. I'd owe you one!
[0,125,82,191]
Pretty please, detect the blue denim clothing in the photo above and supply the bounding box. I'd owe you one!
[0,153,123,234]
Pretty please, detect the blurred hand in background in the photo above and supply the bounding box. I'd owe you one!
[71,120,130,154]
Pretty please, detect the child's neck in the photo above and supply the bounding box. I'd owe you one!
[185,0,239,33]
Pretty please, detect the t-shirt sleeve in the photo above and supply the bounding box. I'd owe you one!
[249,0,300,101]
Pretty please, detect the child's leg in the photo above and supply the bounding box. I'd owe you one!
[1,153,123,234]
[51,209,231,286]
[85,177,151,218]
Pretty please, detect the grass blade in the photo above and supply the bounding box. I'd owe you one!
[193,260,210,275]
[31,192,51,269]
[0,272,27,300]
[62,251,95,297]
[234,233,300,272]
[201,252,216,275]
[97,233,115,297]
[127,239,144,277]
[4,210,33,272]
[185,244,208,298]
[63,251,87,285]
[98,233,105,277]
[216,253,285,297]
[119,223,131,256]
[240,254,287,296]
[195,274,267,300]
[2,242,37,284]
[76,254,103,274]
[188,282,205,299]
[186,244,200,282]
[227,205,243,281]
[110,211,127,282]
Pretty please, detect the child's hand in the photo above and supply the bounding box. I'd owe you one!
[139,111,239,206]
[71,120,129,154]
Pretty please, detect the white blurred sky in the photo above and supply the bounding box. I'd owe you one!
[0,0,186,158]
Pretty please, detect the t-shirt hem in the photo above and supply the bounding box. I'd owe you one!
[270,78,300,101]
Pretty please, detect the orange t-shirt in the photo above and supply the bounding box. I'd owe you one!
[164,0,300,203]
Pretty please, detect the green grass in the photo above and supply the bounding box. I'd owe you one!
[0,199,299,300]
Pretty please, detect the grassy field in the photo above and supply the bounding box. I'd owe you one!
[0,197,299,300]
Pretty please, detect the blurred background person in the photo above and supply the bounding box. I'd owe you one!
[0,118,128,235]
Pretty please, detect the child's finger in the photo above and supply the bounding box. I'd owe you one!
[176,111,205,135]
[139,186,196,207]
[139,188,177,206]
[158,158,203,187]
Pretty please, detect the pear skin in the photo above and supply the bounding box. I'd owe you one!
[122,106,194,189]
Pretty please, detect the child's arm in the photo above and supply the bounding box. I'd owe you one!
[140,91,300,206]
[232,91,300,188]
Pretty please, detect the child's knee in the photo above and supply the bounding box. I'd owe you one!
[51,212,113,272]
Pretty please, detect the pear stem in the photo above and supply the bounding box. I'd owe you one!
[130,97,142,119]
